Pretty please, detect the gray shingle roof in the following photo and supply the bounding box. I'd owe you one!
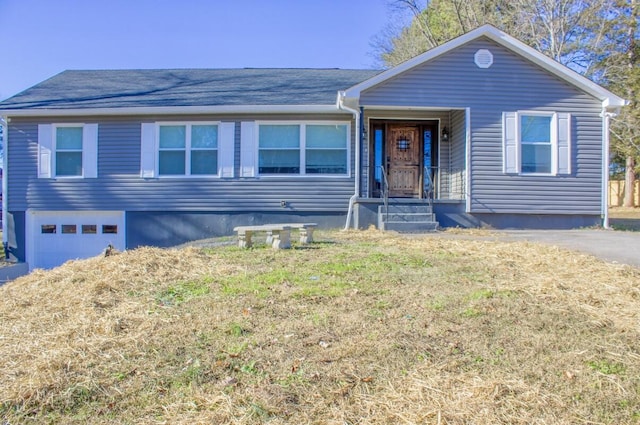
[0,68,381,110]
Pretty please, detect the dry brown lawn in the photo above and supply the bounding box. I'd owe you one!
[1,229,639,424]
[610,207,640,231]
[610,206,640,219]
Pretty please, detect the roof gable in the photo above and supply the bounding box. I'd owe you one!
[344,25,625,109]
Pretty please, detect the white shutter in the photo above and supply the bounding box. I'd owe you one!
[82,124,98,178]
[37,124,53,179]
[240,121,256,177]
[140,123,157,178]
[503,112,518,174]
[219,122,235,178]
[557,113,571,175]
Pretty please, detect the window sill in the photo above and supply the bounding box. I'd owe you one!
[257,174,351,178]
[155,175,223,179]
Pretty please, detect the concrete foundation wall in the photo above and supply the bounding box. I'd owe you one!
[126,211,347,248]
[354,201,601,230]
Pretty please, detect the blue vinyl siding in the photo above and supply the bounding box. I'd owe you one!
[99,121,142,175]
[360,37,604,215]
[7,114,355,213]
[448,110,466,200]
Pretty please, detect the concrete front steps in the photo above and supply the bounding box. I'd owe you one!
[378,201,439,232]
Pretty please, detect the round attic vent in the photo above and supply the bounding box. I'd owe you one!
[474,49,494,68]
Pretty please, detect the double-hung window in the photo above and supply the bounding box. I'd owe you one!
[258,125,300,174]
[520,114,552,174]
[140,122,234,178]
[503,111,570,175]
[55,126,84,176]
[158,123,218,176]
[257,122,349,175]
[37,123,98,179]
[305,124,348,174]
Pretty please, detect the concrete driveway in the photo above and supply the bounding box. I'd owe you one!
[436,229,640,268]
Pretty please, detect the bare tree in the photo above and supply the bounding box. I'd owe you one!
[604,0,640,207]
[374,0,615,74]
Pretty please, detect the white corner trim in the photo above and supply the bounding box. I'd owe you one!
[465,107,472,213]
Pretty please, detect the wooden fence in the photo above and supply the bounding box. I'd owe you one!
[609,180,640,207]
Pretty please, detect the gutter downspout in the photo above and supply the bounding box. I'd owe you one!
[600,106,618,229]
[338,91,360,230]
[1,116,7,255]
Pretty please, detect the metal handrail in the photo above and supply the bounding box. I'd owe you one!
[379,165,389,223]
[424,166,435,206]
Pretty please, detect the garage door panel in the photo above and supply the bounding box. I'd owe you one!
[27,211,125,270]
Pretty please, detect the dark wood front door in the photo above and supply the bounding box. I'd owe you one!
[387,125,420,197]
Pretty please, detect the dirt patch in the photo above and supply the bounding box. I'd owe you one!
[0,230,638,424]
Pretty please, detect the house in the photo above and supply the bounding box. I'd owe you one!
[0,25,625,270]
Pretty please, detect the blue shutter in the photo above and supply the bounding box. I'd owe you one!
[140,123,156,178]
[82,124,98,178]
[557,113,571,175]
[37,124,53,179]
[503,112,518,174]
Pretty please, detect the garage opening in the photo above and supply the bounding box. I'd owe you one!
[26,211,125,270]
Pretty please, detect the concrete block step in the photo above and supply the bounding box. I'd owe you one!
[381,221,439,233]
[378,204,433,214]
[380,213,436,223]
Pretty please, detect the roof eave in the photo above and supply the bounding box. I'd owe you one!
[0,104,343,118]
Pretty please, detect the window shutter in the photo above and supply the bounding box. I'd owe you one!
[140,123,156,178]
[82,124,98,178]
[219,122,235,178]
[557,113,571,175]
[503,112,518,174]
[37,124,53,179]
[240,122,256,177]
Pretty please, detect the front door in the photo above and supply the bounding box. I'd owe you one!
[387,125,420,197]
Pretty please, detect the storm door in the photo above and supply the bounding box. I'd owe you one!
[387,124,421,197]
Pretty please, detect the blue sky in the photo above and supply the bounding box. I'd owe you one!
[0,0,402,100]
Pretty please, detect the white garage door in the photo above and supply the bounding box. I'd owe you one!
[27,211,125,270]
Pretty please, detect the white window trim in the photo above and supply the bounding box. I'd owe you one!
[38,123,98,179]
[254,120,351,177]
[154,121,225,178]
[503,111,570,176]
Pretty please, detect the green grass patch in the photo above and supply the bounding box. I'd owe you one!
[587,359,627,375]
[157,279,211,306]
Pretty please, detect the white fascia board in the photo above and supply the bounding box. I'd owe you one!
[344,24,626,108]
[360,105,466,111]
[0,104,343,118]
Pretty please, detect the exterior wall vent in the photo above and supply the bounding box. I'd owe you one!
[474,49,494,68]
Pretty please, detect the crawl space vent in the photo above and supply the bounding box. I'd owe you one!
[474,49,494,68]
